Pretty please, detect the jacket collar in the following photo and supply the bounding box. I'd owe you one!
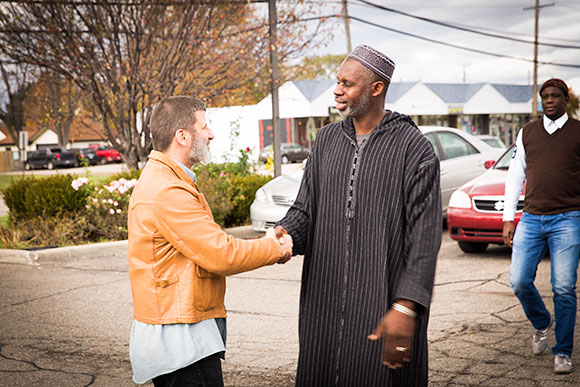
[147,150,196,187]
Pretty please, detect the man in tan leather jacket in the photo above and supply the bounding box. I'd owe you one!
[128,96,293,386]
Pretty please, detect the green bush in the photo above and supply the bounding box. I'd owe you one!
[225,174,272,227]
[193,164,271,228]
[2,175,90,222]
[0,149,269,247]
[195,168,234,227]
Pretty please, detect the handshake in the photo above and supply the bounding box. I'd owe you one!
[265,226,293,264]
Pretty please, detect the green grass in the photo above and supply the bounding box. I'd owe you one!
[0,215,10,228]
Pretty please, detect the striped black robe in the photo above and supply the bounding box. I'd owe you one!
[278,111,441,386]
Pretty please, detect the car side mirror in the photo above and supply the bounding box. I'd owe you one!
[484,160,496,169]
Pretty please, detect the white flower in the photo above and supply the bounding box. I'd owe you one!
[116,209,122,214]
[109,208,115,215]
[71,177,89,191]
[113,201,119,207]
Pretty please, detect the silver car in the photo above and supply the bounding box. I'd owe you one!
[250,126,502,231]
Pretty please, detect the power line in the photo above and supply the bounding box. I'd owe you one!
[349,16,580,69]
[355,0,580,49]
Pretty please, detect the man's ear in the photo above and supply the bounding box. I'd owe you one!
[175,129,189,146]
[371,80,385,97]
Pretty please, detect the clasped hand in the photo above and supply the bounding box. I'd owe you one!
[265,227,293,264]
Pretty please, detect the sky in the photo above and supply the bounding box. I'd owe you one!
[307,0,580,91]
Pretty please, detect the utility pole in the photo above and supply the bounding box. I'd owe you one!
[342,0,352,53]
[269,0,281,177]
[524,1,554,120]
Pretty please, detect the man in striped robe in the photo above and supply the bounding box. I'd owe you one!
[276,45,441,386]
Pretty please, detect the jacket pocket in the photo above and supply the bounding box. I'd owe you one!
[155,275,179,288]
[194,266,224,311]
[154,275,179,317]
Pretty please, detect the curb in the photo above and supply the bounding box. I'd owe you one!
[0,226,263,266]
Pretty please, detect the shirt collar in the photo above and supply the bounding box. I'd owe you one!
[543,112,568,134]
[173,159,197,183]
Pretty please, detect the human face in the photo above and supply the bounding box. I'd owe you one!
[541,86,569,121]
[334,59,374,119]
[188,110,214,165]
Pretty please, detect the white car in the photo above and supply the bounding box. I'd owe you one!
[250,126,502,231]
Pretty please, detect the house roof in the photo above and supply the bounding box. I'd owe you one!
[386,82,416,103]
[289,80,533,105]
[491,84,533,103]
[294,80,335,102]
[424,83,485,103]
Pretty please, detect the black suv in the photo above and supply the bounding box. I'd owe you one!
[25,147,77,170]
[72,147,98,166]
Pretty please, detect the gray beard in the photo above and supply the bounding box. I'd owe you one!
[189,133,212,165]
[338,90,372,119]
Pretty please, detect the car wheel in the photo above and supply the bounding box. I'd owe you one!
[47,161,54,170]
[99,157,107,165]
[25,162,32,171]
[281,155,289,164]
[458,241,489,253]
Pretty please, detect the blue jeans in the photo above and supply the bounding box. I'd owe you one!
[510,210,580,356]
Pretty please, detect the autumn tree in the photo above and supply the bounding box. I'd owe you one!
[24,72,84,147]
[0,60,34,152]
[0,1,337,168]
[295,53,345,80]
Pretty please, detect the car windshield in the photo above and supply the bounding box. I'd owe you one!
[481,137,506,149]
[494,146,515,170]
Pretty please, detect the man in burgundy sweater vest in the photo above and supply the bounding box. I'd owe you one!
[503,78,580,375]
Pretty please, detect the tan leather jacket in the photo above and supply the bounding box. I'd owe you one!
[128,151,280,324]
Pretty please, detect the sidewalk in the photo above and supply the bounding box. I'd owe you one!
[1,229,580,386]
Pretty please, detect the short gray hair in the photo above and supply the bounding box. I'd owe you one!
[150,96,206,152]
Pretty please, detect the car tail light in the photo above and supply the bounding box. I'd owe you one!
[484,160,496,169]
[56,153,61,160]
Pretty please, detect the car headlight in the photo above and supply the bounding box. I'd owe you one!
[254,188,271,203]
[448,190,472,209]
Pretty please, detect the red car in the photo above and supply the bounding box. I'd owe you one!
[89,144,123,164]
[447,145,524,253]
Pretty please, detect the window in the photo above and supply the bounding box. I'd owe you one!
[423,133,440,159]
[437,132,478,160]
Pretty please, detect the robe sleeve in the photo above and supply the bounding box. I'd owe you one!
[276,140,318,256]
[394,146,441,311]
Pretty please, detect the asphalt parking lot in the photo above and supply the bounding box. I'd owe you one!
[1,229,580,386]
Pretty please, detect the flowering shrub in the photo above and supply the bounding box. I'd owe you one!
[72,177,137,241]
[3,175,89,222]
[1,150,265,248]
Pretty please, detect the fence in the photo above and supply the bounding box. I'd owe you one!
[0,151,14,172]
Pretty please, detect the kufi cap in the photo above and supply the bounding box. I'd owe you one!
[539,78,569,97]
[347,45,395,82]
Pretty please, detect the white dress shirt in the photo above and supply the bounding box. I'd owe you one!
[502,113,569,221]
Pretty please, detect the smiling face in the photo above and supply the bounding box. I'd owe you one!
[541,86,569,121]
[334,59,376,119]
